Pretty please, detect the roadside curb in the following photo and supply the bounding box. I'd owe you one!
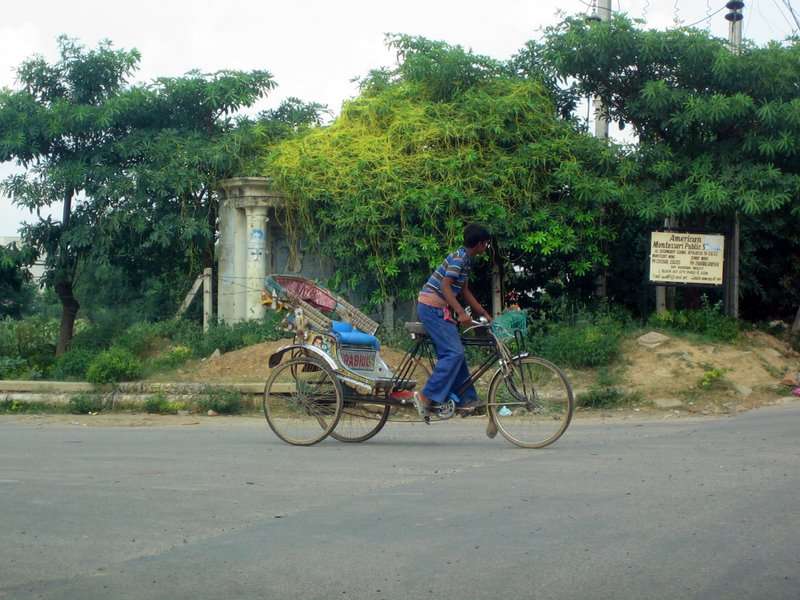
[0,380,265,408]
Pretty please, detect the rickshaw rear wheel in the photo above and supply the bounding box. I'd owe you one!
[324,401,390,443]
[263,356,343,446]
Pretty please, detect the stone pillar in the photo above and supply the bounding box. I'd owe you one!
[216,177,286,324]
[216,193,237,322]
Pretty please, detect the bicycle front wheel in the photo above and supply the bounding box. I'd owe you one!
[263,356,343,446]
[487,357,574,448]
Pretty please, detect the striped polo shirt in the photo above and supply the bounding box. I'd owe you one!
[421,247,471,299]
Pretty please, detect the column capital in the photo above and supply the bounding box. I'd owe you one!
[217,177,286,211]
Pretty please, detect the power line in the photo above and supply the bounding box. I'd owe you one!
[779,0,800,29]
[773,0,800,31]
[681,5,727,28]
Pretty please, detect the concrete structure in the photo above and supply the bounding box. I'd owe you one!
[0,236,46,281]
[216,177,333,324]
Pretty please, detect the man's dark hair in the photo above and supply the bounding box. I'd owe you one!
[464,222,491,248]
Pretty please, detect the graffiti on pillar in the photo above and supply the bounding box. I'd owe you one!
[248,228,266,262]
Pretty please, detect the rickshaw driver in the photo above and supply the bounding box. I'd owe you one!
[413,222,493,423]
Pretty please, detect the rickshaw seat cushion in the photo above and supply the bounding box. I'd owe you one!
[331,321,380,349]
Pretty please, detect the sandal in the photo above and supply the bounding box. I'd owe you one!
[412,392,431,424]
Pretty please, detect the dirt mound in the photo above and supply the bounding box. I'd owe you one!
[157,338,290,384]
[156,336,414,385]
[614,330,798,414]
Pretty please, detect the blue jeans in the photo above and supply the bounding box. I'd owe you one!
[417,303,477,405]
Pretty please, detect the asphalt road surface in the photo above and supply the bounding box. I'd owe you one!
[1,404,799,600]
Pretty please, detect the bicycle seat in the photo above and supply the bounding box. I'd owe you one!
[404,322,428,336]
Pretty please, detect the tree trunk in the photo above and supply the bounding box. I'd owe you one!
[55,279,80,356]
[54,186,79,356]
[792,304,800,336]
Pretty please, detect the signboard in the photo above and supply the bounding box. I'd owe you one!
[649,231,725,286]
[340,349,376,371]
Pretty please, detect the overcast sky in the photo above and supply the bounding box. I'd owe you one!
[1,0,797,236]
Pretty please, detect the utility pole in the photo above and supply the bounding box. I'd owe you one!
[724,1,744,318]
[590,0,612,142]
[588,0,612,299]
[726,1,745,50]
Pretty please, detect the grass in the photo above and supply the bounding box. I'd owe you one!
[0,398,62,414]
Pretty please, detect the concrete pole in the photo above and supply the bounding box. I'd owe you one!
[592,0,612,141]
[383,298,395,331]
[593,0,612,299]
[724,1,744,318]
[203,267,212,332]
[727,2,744,51]
[491,264,502,317]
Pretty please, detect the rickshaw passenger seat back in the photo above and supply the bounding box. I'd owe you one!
[331,320,380,349]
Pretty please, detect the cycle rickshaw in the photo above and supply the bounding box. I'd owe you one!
[261,275,574,448]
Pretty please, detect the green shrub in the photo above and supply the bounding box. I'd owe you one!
[113,322,169,357]
[85,347,142,384]
[51,348,99,381]
[195,386,243,414]
[687,298,739,341]
[12,315,59,361]
[0,356,27,380]
[70,319,118,351]
[649,296,739,342]
[700,367,726,390]
[143,392,186,414]
[577,367,628,409]
[174,314,286,358]
[67,393,104,414]
[141,344,193,377]
[537,323,622,368]
[0,398,60,413]
[0,318,17,356]
[160,344,192,366]
[0,315,59,377]
[579,386,627,409]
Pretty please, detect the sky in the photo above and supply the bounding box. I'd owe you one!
[1,0,797,237]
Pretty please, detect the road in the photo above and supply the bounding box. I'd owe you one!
[1,404,798,600]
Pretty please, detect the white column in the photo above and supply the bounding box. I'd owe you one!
[217,177,287,324]
[245,205,269,320]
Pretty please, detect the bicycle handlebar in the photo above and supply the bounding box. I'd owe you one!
[462,316,492,335]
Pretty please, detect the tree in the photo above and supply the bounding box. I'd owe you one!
[264,35,623,307]
[0,242,35,319]
[0,37,277,353]
[0,37,141,354]
[112,69,278,271]
[536,16,800,320]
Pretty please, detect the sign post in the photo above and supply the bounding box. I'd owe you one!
[649,231,725,286]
